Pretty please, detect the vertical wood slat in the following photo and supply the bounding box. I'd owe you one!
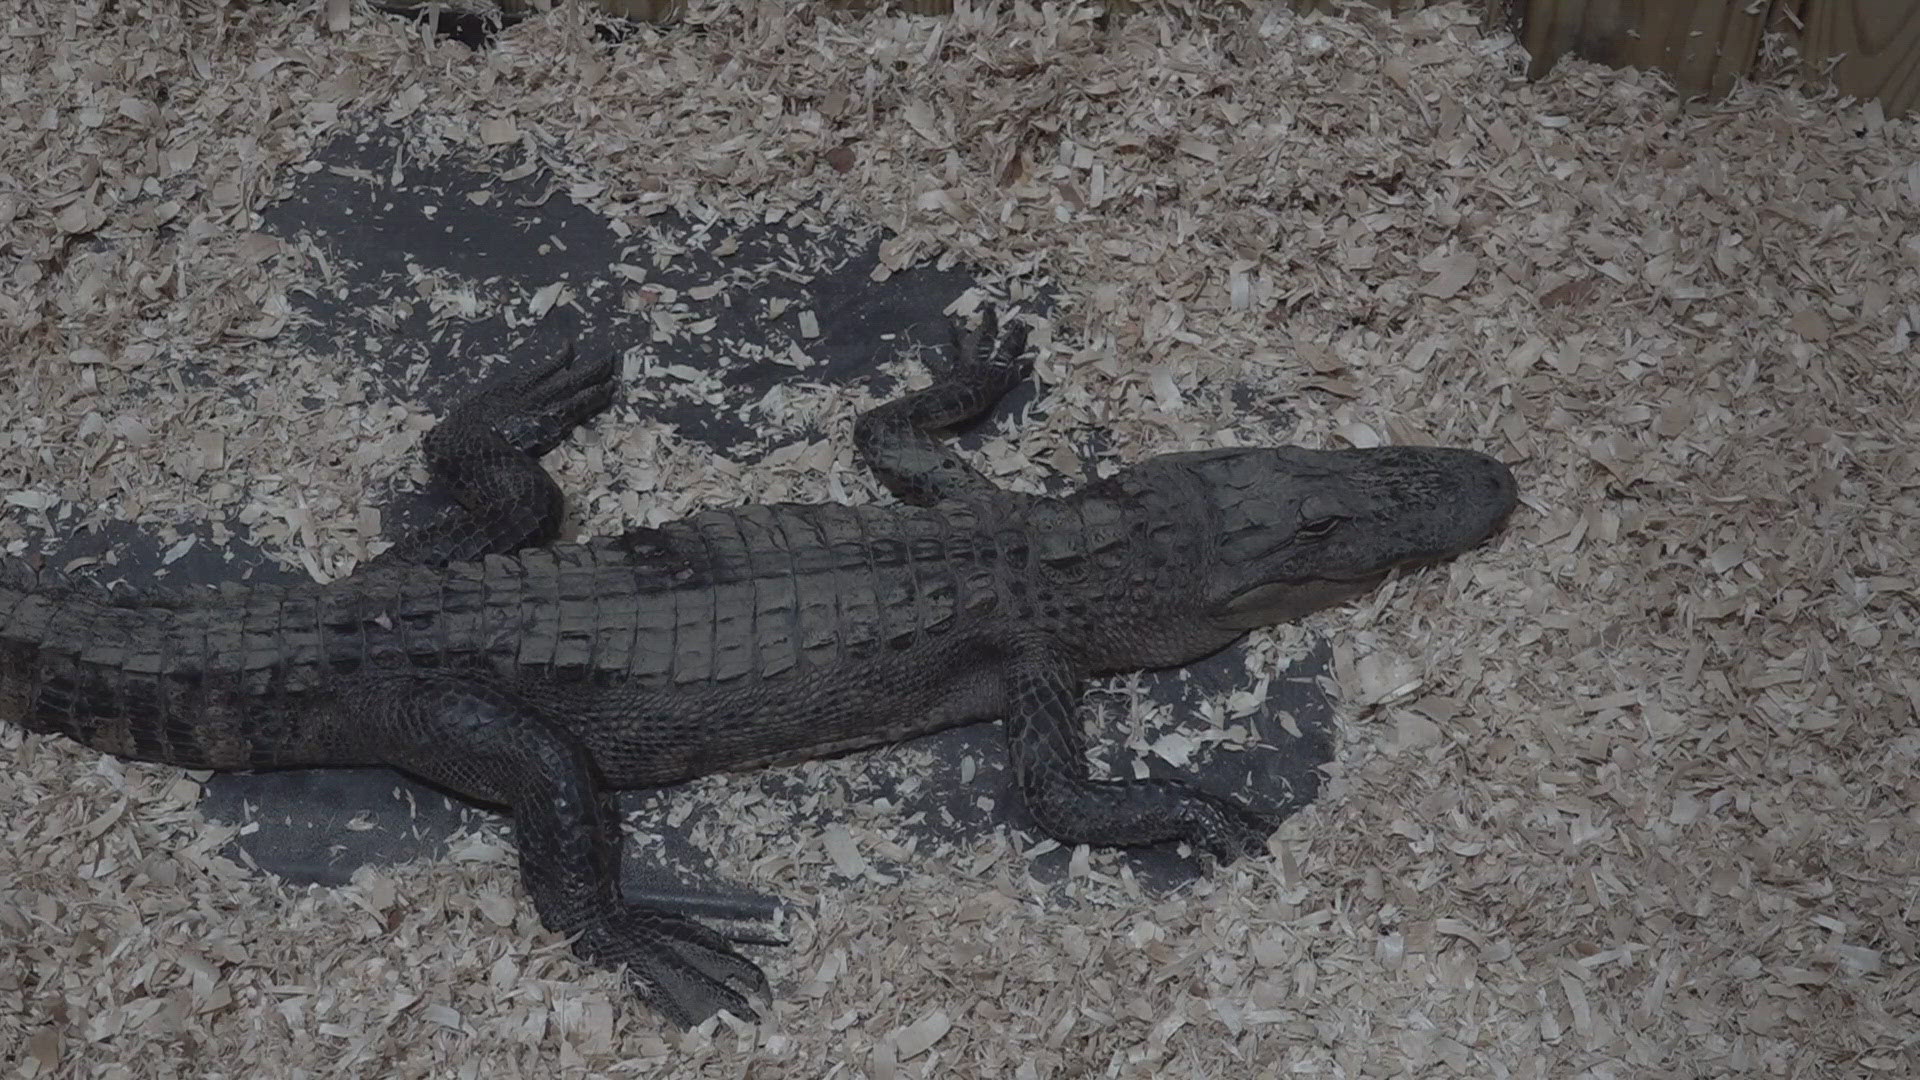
[1800,0,1920,115]
[1516,0,1770,99]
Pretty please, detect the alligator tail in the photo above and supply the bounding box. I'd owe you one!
[0,558,203,759]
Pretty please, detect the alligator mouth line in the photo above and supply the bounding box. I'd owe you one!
[1354,547,1492,581]
[1277,556,1451,589]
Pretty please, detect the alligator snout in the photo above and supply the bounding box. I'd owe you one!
[1396,446,1519,557]
[1461,450,1520,537]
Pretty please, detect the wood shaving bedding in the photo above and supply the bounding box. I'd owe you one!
[3,1,1916,1076]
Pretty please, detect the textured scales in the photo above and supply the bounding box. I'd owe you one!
[0,308,1518,1026]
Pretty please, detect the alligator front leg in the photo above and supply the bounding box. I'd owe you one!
[371,341,617,568]
[1004,643,1279,862]
[853,305,1034,506]
[338,672,767,1027]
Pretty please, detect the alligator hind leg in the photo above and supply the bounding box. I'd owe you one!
[370,342,617,568]
[1004,642,1280,863]
[343,672,767,1027]
[854,305,1034,506]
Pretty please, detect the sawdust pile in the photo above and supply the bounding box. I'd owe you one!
[3,1,1917,1076]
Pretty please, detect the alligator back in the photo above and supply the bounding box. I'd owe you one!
[0,499,1018,770]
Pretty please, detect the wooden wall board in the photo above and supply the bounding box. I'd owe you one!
[1800,0,1920,115]
[1517,0,1771,98]
[358,0,1920,117]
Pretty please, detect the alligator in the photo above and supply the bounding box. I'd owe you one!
[0,308,1518,1026]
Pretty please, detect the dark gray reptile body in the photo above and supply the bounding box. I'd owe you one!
[9,497,1190,779]
[1,310,1518,1025]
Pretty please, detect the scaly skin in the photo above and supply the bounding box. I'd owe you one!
[0,308,1518,1026]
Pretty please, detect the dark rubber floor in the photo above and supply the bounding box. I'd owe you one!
[41,124,1334,923]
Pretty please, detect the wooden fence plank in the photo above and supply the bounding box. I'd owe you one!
[1801,0,1920,114]
[1518,0,1769,98]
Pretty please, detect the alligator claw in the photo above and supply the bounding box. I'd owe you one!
[1185,792,1281,866]
[576,907,771,1029]
[950,303,996,360]
[952,304,1033,390]
[490,341,619,457]
[437,340,618,460]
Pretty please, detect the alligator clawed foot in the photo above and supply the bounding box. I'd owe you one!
[577,907,772,1029]
[950,304,1034,392]
[451,340,618,459]
[1185,791,1282,866]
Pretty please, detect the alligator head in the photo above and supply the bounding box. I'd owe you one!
[1157,445,1518,630]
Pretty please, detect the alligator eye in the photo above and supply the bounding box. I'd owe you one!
[1297,516,1344,540]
